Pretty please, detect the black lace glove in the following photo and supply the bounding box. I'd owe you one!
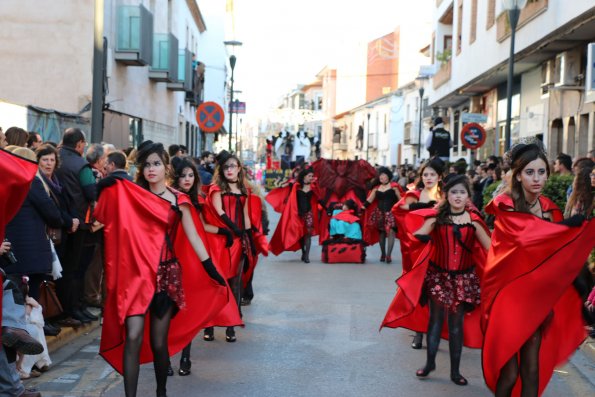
[414,234,432,243]
[245,229,257,255]
[409,200,436,210]
[220,213,243,237]
[557,214,586,227]
[217,228,234,247]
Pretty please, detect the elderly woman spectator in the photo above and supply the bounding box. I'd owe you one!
[1,148,63,301]
[86,143,107,181]
[4,127,28,147]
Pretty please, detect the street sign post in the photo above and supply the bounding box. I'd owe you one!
[461,112,488,124]
[196,101,225,133]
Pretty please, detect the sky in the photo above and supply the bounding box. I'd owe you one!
[230,0,433,119]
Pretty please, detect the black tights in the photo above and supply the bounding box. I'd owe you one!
[301,235,311,261]
[422,298,465,376]
[379,230,395,258]
[495,328,542,397]
[123,304,174,397]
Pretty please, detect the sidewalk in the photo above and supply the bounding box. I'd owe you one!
[570,336,595,388]
[46,320,100,354]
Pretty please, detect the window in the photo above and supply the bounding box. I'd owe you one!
[487,0,496,29]
[470,0,478,44]
[456,0,463,55]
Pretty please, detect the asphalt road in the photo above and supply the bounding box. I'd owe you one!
[25,203,595,396]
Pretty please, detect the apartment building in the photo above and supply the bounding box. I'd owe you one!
[427,0,595,160]
[0,0,229,154]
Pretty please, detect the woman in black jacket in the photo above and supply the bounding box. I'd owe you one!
[3,148,64,300]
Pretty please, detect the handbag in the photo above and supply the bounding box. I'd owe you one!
[46,227,62,245]
[38,280,63,320]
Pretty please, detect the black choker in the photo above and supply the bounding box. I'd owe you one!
[527,199,539,208]
[153,189,167,196]
[449,209,466,216]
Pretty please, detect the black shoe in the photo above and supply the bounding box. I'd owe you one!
[225,327,236,343]
[71,310,92,324]
[451,373,468,386]
[380,255,386,262]
[415,363,436,377]
[178,356,191,376]
[303,256,310,263]
[240,297,252,306]
[1,327,44,355]
[43,324,61,337]
[55,316,83,328]
[80,308,99,321]
[411,333,423,349]
[203,327,214,341]
[167,362,174,376]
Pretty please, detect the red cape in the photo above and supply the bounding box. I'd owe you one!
[268,183,320,255]
[380,207,490,349]
[362,182,403,246]
[391,190,423,272]
[0,149,38,242]
[0,149,38,332]
[94,180,233,374]
[331,210,359,224]
[265,184,293,213]
[481,194,594,396]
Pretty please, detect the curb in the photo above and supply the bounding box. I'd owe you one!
[46,320,100,354]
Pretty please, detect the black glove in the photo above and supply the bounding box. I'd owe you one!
[557,214,586,228]
[220,213,243,237]
[414,234,432,243]
[217,228,234,247]
[200,258,225,286]
[409,200,436,210]
[362,201,371,209]
[96,175,121,198]
[245,229,257,255]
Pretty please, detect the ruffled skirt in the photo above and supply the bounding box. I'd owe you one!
[424,261,480,312]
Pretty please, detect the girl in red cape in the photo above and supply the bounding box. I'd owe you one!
[481,143,595,397]
[202,151,263,343]
[269,168,320,263]
[381,175,491,386]
[169,156,241,376]
[94,141,231,397]
[362,167,403,263]
[391,157,445,349]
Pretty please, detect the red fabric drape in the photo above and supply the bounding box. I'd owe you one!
[268,183,320,256]
[481,194,595,396]
[0,149,38,334]
[391,190,422,273]
[94,180,232,374]
[380,208,489,349]
[265,184,293,213]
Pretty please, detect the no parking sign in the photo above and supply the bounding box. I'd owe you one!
[196,102,225,133]
[460,123,486,150]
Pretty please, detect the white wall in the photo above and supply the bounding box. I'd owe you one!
[0,101,28,132]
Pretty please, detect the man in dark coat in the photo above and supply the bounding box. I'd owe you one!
[425,117,453,163]
[54,128,98,324]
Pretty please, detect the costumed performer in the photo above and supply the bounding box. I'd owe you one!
[94,141,232,397]
[169,156,238,376]
[329,199,362,240]
[402,175,491,386]
[362,167,403,263]
[269,168,320,263]
[481,143,595,397]
[202,151,261,343]
[392,157,445,350]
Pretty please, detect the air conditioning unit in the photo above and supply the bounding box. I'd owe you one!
[587,43,595,92]
[540,60,555,96]
[554,50,581,87]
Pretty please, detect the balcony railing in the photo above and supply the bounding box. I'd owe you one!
[167,49,193,91]
[496,0,548,42]
[433,59,452,89]
[149,33,179,82]
[115,5,153,66]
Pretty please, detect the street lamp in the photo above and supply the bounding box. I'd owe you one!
[224,40,243,153]
[415,76,429,160]
[503,0,527,151]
